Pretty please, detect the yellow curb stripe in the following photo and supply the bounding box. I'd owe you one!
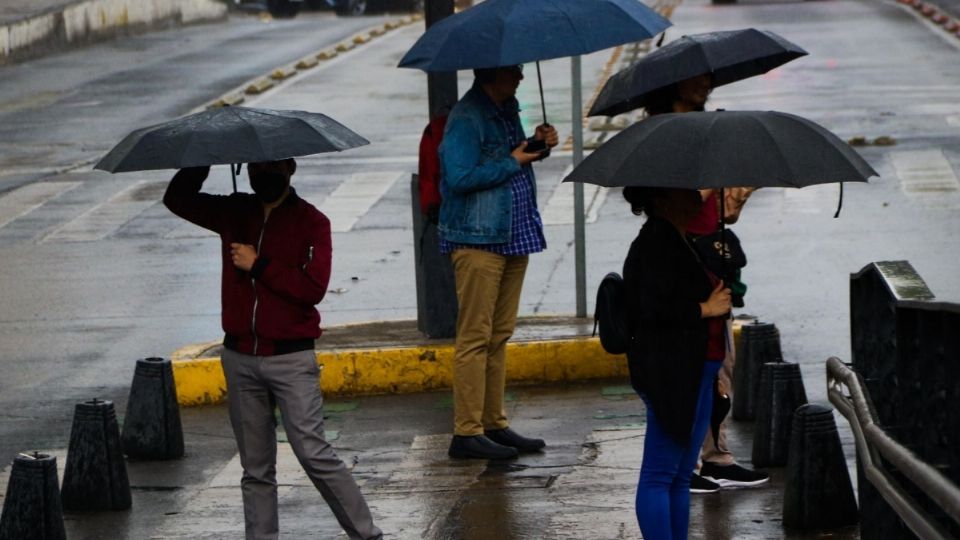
[171,338,627,407]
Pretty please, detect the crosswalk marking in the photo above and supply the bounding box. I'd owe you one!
[316,171,404,233]
[0,182,80,229]
[781,184,839,214]
[42,180,166,243]
[541,165,610,225]
[891,149,960,195]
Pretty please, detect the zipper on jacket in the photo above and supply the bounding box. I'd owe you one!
[251,215,268,355]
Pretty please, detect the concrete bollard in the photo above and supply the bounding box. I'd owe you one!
[752,362,808,467]
[0,452,67,540]
[732,321,783,421]
[782,404,858,531]
[61,399,131,511]
[121,357,184,460]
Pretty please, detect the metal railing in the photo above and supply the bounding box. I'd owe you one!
[827,356,960,539]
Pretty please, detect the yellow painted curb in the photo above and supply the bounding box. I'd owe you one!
[171,337,627,407]
[316,48,338,60]
[295,56,319,70]
[335,40,355,52]
[245,78,274,95]
[269,67,297,81]
[352,33,372,45]
[207,92,246,109]
[369,27,386,37]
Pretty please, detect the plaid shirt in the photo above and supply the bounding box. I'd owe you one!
[440,107,546,256]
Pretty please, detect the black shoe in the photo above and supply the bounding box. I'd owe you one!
[448,435,519,460]
[690,473,721,494]
[484,427,546,453]
[700,462,770,488]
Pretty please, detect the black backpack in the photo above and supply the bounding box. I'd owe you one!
[593,272,632,355]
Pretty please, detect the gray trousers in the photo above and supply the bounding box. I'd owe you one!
[221,348,382,540]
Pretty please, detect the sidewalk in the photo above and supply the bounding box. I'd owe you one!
[0,0,227,64]
[0,381,860,539]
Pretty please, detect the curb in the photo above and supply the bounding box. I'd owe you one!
[171,333,628,407]
[195,14,422,112]
[170,320,752,407]
[897,0,960,38]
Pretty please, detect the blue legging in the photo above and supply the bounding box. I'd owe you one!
[635,360,723,540]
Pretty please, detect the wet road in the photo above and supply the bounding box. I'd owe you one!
[0,0,958,537]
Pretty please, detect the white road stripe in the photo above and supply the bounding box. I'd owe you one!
[42,180,165,243]
[781,184,839,214]
[0,182,80,229]
[891,149,960,195]
[541,165,609,225]
[317,171,403,233]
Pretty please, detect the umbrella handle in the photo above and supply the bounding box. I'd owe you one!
[536,61,547,125]
[833,182,843,218]
[231,163,241,193]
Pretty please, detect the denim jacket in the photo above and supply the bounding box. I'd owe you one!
[438,83,527,244]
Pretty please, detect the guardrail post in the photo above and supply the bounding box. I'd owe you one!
[896,300,960,538]
[850,261,935,539]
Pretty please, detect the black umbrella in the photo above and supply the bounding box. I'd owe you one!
[588,29,808,118]
[563,110,877,189]
[95,106,369,187]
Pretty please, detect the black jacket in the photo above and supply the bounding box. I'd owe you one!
[623,216,713,444]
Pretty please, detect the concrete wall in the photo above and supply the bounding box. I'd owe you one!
[1,0,228,64]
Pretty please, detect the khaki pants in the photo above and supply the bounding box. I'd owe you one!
[450,249,528,436]
[701,320,735,465]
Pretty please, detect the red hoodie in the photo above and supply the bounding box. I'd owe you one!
[164,168,331,356]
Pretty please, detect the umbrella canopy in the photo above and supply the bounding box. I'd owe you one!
[95,106,369,173]
[397,0,671,72]
[563,110,877,188]
[588,29,808,118]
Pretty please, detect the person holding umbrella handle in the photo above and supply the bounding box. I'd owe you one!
[621,186,731,540]
[164,161,383,540]
[438,65,559,460]
[643,75,770,493]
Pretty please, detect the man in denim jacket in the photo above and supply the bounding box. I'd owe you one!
[438,65,559,460]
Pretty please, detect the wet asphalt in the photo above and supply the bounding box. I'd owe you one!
[1,0,959,537]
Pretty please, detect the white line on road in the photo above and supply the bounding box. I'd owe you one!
[316,171,403,233]
[541,165,610,225]
[0,182,80,229]
[42,180,166,243]
[891,149,960,196]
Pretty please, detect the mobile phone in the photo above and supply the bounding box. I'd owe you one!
[525,138,547,153]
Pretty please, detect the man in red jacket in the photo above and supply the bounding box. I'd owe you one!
[164,161,382,540]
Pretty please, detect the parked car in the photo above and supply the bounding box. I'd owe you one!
[232,0,420,17]
[231,0,303,18]
[308,0,422,15]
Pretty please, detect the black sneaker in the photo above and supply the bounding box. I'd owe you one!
[700,462,770,488]
[484,427,546,453]
[448,435,519,460]
[690,473,721,494]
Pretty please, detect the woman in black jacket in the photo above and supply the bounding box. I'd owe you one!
[622,186,731,540]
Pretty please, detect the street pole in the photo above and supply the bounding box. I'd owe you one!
[412,0,459,338]
[571,55,587,318]
[425,0,457,118]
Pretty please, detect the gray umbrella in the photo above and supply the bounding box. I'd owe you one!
[563,110,877,189]
[588,29,808,118]
[95,106,369,173]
